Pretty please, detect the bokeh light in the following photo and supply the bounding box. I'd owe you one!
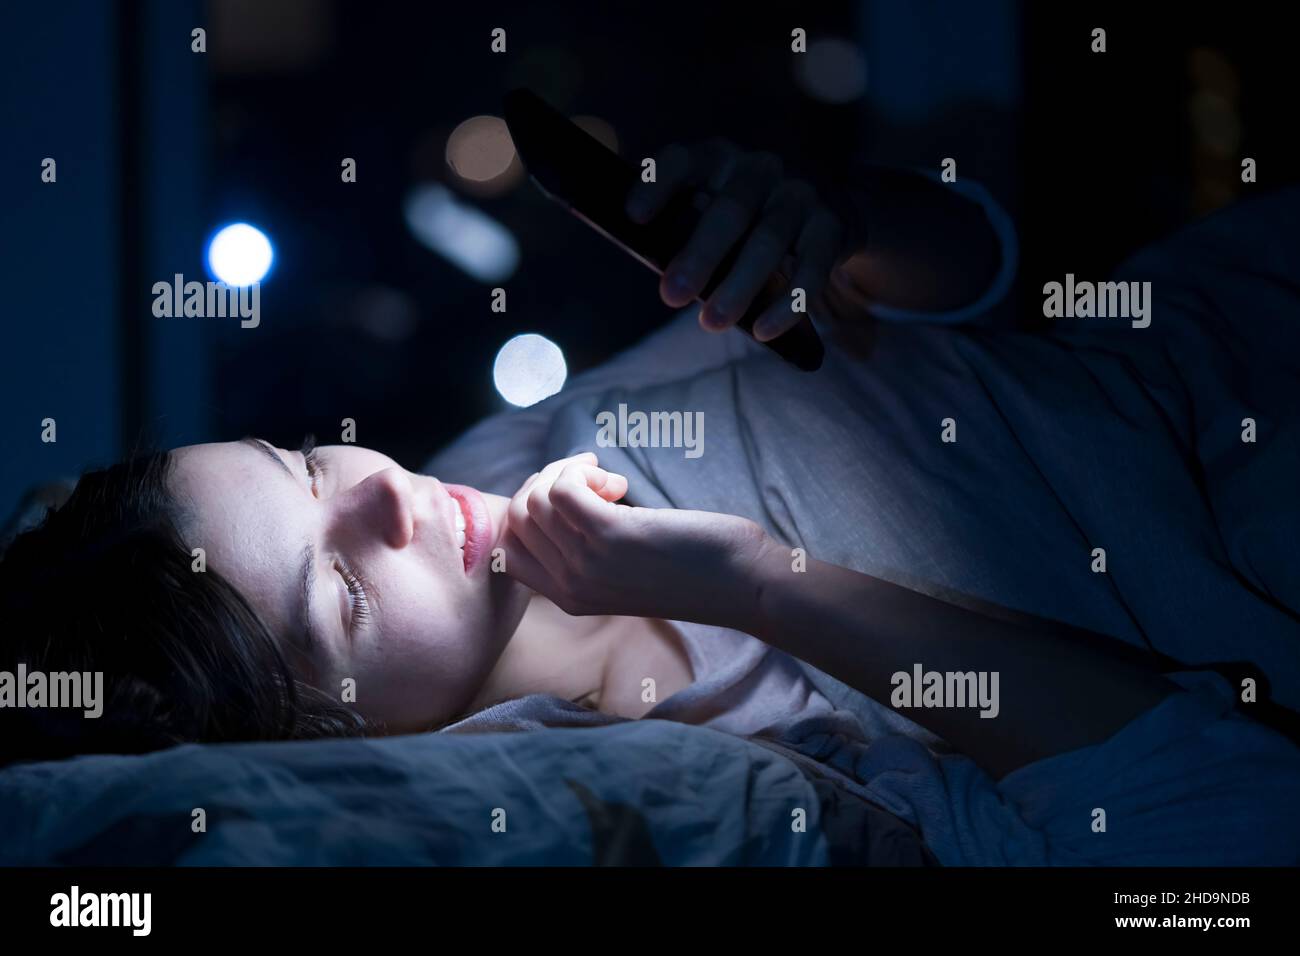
[493,333,567,407]
[205,222,274,286]
[403,184,519,283]
[445,115,523,196]
[794,37,869,104]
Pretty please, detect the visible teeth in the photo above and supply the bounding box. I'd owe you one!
[454,504,466,549]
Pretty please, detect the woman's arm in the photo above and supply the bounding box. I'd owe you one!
[739,540,1176,779]
[500,459,1174,780]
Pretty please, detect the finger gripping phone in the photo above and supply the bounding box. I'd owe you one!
[503,88,824,372]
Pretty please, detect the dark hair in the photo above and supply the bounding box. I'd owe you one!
[0,451,370,766]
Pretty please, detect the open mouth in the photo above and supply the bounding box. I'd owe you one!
[452,497,467,551]
[443,484,491,573]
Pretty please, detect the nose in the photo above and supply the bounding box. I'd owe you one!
[331,466,415,550]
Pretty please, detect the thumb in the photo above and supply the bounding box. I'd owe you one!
[590,468,629,502]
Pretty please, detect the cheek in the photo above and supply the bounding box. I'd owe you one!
[351,560,501,722]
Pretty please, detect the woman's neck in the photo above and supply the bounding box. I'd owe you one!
[468,594,614,714]
[468,594,694,719]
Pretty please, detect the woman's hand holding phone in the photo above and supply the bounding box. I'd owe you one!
[624,138,855,343]
[501,453,771,629]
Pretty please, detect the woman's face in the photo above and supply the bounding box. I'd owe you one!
[169,440,530,732]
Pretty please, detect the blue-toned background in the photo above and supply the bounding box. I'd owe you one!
[3,0,1295,514]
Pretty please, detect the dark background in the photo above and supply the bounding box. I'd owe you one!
[4,0,1297,514]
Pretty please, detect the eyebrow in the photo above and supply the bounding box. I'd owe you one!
[240,436,320,659]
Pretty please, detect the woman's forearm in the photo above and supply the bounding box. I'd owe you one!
[828,165,1003,314]
[738,542,1175,779]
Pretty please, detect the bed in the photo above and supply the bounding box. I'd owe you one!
[0,711,936,865]
[4,184,1298,867]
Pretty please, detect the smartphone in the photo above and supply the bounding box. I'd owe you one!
[503,88,824,372]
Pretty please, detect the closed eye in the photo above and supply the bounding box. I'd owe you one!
[300,435,324,496]
[337,560,372,631]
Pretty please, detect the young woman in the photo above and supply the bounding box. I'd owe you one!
[0,433,1173,774]
[0,140,1004,756]
[3,143,1297,865]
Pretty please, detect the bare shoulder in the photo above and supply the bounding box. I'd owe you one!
[596,617,696,719]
